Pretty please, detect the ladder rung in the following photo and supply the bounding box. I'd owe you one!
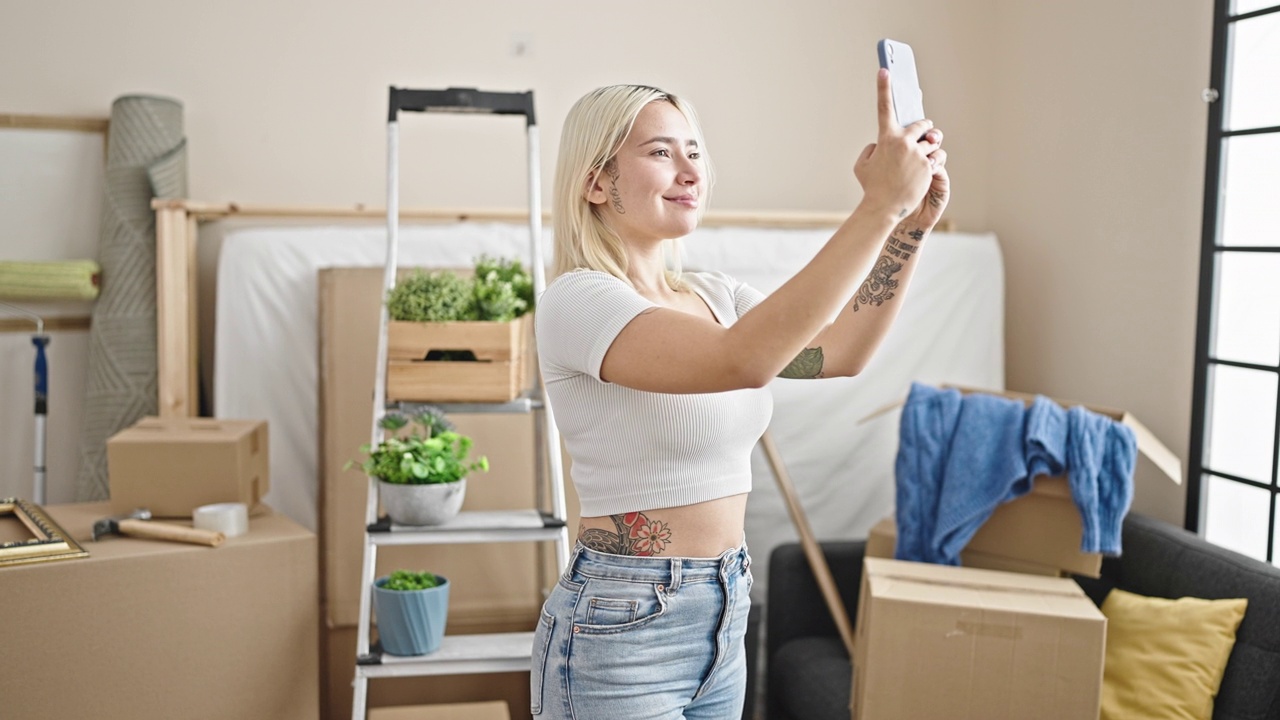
[388,394,543,416]
[355,632,534,677]
[368,510,566,546]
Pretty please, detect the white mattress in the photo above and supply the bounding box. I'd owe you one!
[212,221,1003,589]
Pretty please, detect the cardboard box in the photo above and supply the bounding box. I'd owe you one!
[852,557,1105,720]
[969,475,1103,576]
[386,315,530,403]
[0,502,318,720]
[107,416,269,518]
[864,385,1183,576]
[866,515,1063,577]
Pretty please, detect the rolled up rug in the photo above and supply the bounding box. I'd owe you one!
[76,95,187,501]
[0,260,101,300]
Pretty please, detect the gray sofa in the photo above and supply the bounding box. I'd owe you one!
[765,512,1280,720]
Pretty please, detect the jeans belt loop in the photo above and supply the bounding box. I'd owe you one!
[563,543,583,581]
[668,558,682,593]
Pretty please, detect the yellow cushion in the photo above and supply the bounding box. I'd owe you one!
[1101,588,1248,720]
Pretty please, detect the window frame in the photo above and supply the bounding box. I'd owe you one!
[1187,0,1280,564]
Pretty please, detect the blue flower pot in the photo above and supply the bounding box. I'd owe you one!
[372,574,450,656]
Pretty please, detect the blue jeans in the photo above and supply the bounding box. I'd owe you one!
[531,541,754,719]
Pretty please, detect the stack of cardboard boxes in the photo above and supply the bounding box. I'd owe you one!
[2,416,322,720]
[852,388,1181,720]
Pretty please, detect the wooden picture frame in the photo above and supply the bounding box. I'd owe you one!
[0,498,88,567]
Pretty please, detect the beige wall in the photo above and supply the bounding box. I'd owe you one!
[0,0,993,226]
[1,0,1213,521]
[987,1,1212,524]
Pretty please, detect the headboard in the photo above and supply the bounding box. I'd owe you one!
[150,199,893,418]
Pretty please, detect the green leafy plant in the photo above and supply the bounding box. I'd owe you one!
[387,271,475,322]
[347,410,489,485]
[474,254,534,319]
[387,255,534,323]
[381,569,440,591]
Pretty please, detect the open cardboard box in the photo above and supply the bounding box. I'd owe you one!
[852,557,1106,720]
[862,385,1182,577]
[867,514,1064,576]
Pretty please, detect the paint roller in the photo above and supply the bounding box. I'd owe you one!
[0,260,99,503]
[0,301,50,504]
[0,260,101,301]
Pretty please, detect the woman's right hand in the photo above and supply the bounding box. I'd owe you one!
[853,68,940,218]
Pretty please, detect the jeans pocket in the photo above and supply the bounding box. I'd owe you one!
[530,608,555,715]
[574,577,666,634]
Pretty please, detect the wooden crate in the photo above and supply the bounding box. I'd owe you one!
[386,315,529,403]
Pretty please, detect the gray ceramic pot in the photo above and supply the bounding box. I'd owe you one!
[377,477,466,526]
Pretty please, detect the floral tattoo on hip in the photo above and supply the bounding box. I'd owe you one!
[579,511,672,556]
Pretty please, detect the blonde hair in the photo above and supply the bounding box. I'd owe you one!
[552,85,713,288]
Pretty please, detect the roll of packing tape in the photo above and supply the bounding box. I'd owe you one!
[193,503,249,538]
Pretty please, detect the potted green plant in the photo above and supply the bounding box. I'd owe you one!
[385,255,535,403]
[349,409,489,526]
[372,569,450,656]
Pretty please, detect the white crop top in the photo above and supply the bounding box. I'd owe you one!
[536,269,774,517]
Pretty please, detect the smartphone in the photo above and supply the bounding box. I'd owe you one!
[877,39,926,127]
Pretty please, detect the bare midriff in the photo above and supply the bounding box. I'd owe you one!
[575,493,748,558]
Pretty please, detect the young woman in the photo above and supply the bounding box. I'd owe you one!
[530,70,949,719]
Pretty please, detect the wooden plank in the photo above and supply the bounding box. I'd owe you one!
[760,429,857,660]
[0,316,91,333]
[149,199,858,229]
[0,114,109,134]
[387,361,523,404]
[155,207,192,417]
[186,215,200,412]
[387,317,524,362]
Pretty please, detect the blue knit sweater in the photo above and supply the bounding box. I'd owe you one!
[894,383,1137,565]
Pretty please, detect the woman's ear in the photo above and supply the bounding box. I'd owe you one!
[584,168,608,206]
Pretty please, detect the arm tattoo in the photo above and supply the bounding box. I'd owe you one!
[604,159,625,214]
[927,187,945,209]
[851,225,921,312]
[779,347,825,379]
[578,511,673,556]
[886,236,918,261]
[851,256,903,311]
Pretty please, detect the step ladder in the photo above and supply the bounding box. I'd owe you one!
[352,87,571,720]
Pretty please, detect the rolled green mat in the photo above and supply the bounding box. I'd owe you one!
[77,94,186,502]
[0,260,101,300]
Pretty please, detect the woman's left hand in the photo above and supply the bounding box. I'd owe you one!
[911,129,949,229]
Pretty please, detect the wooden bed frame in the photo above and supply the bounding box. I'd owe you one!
[148,198,887,418]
